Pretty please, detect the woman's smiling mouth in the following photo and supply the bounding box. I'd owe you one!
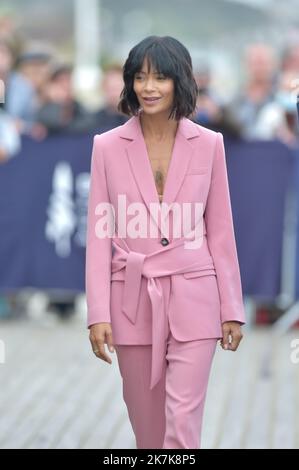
[142,97,162,105]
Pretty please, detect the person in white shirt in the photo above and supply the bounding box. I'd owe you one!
[0,108,20,162]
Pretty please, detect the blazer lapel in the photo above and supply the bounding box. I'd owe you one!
[119,114,200,237]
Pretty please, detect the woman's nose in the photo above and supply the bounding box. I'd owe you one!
[143,77,156,91]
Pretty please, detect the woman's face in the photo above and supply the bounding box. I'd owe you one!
[133,58,175,116]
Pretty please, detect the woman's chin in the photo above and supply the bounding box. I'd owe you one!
[140,106,171,116]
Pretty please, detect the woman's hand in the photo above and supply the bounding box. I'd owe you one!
[220,321,243,351]
[89,322,115,364]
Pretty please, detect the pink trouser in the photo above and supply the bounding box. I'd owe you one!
[115,331,217,449]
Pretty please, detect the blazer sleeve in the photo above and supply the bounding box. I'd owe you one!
[85,135,112,328]
[204,132,246,325]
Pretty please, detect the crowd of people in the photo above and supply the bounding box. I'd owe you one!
[194,43,299,144]
[1,16,299,164]
[0,39,128,163]
[0,13,130,163]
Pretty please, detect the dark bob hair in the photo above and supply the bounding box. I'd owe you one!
[118,36,198,120]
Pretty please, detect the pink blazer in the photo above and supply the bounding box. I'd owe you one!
[85,113,246,388]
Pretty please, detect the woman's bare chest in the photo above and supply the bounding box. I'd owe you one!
[146,141,174,202]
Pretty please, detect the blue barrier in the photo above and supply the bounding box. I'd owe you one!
[225,137,296,301]
[0,134,296,301]
[0,134,94,293]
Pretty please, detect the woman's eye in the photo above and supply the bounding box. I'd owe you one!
[157,75,166,80]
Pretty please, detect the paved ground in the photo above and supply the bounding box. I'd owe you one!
[0,311,298,449]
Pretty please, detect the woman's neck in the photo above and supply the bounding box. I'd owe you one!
[139,111,179,142]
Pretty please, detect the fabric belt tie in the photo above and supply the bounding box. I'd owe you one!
[111,228,216,390]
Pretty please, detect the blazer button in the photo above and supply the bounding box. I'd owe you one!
[161,237,169,246]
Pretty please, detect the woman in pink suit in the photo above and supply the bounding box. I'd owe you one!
[86,36,245,449]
